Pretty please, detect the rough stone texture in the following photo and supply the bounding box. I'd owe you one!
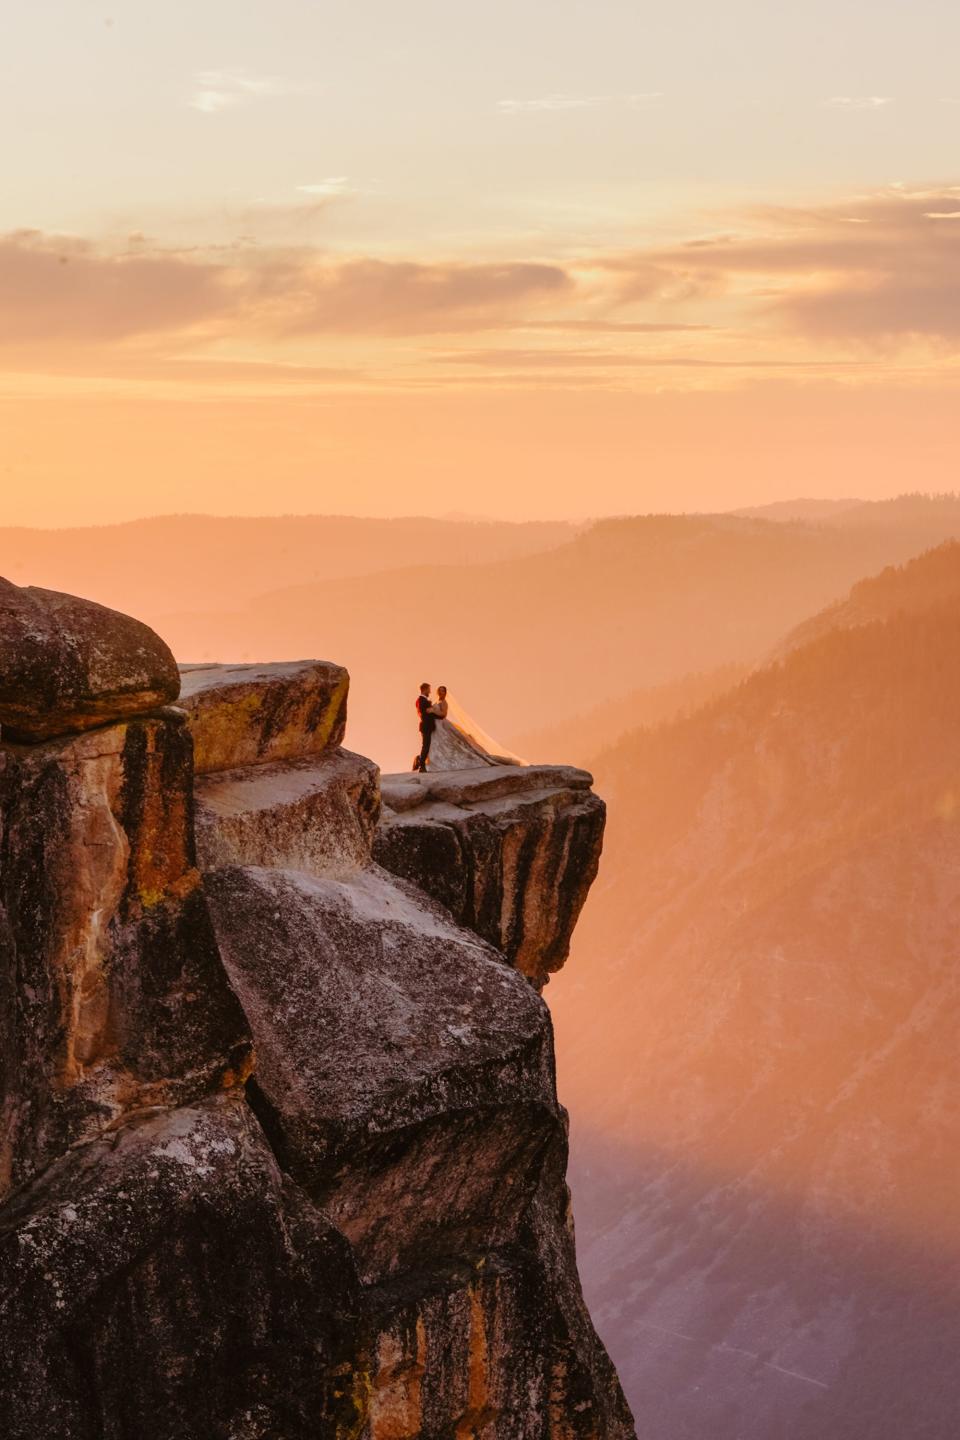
[0,1096,366,1440]
[178,660,348,774]
[364,1245,631,1440]
[374,766,606,988]
[203,862,633,1437]
[359,1154,636,1440]
[0,714,251,1198]
[0,625,631,1438]
[204,864,557,1276]
[195,748,380,877]
[0,577,179,741]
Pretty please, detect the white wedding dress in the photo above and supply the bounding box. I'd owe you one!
[426,693,526,771]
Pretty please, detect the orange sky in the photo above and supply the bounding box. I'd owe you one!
[3,2,960,523]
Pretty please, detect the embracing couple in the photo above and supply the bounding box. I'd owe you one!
[413,682,447,771]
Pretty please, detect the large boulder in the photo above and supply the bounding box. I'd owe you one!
[203,863,557,1279]
[177,661,348,774]
[203,861,634,1437]
[0,578,179,741]
[194,748,379,877]
[374,766,606,987]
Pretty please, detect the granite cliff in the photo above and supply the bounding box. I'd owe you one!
[0,585,632,1440]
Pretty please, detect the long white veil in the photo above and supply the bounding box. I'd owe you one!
[429,691,527,770]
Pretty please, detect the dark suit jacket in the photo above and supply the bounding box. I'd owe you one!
[416,695,436,733]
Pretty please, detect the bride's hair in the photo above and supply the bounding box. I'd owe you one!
[438,684,447,696]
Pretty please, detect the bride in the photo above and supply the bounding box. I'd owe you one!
[425,685,526,770]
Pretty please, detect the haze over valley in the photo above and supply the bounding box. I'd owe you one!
[6,495,960,1435]
[9,495,960,772]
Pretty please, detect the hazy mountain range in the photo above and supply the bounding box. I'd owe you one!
[0,514,574,618]
[513,662,750,766]
[7,496,960,770]
[552,540,960,1438]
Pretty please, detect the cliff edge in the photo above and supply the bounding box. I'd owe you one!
[0,591,632,1440]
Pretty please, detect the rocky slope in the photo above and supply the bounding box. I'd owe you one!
[0,585,632,1440]
[772,538,960,660]
[551,550,960,1439]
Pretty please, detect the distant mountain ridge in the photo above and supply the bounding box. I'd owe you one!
[773,540,960,659]
[552,544,960,1439]
[733,493,960,531]
[733,497,864,522]
[0,513,575,617]
[152,504,960,768]
[6,498,960,771]
[513,662,749,768]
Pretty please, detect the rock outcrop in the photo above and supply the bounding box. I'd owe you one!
[178,660,348,773]
[0,577,180,740]
[374,767,605,988]
[194,748,380,877]
[0,613,632,1439]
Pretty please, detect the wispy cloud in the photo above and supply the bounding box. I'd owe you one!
[0,231,233,341]
[296,178,352,197]
[524,320,715,334]
[188,69,293,114]
[270,259,573,335]
[5,181,960,376]
[497,92,661,115]
[436,349,866,370]
[0,234,575,346]
[823,96,892,111]
[605,185,960,341]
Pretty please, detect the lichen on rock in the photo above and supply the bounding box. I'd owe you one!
[177,660,349,773]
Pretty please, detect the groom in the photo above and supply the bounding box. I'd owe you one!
[414,682,435,771]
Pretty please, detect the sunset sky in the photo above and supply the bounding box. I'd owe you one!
[3,0,960,525]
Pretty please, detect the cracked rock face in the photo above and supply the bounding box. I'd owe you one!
[0,713,251,1198]
[0,640,631,1438]
[203,863,559,1281]
[374,766,606,988]
[0,1097,366,1440]
[0,577,180,741]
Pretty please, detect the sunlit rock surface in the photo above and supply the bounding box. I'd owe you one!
[374,766,605,988]
[0,577,179,741]
[0,712,251,1199]
[0,638,631,1438]
[178,659,348,773]
[194,748,380,876]
[204,863,558,1272]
